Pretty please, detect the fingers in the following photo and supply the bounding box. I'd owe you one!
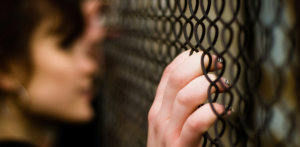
[148,49,191,123]
[177,103,231,147]
[147,50,225,147]
[157,51,223,121]
[167,74,229,135]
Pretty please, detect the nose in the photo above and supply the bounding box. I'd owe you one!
[73,1,107,77]
[74,45,98,77]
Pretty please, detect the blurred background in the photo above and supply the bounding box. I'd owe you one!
[55,0,300,147]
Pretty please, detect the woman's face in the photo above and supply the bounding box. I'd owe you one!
[21,1,106,122]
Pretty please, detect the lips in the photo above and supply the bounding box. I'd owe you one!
[79,87,94,101]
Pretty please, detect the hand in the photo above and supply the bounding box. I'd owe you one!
[147,50,231,147]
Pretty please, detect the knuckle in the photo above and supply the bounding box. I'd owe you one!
[153,119,162,135]
[164,64,175,75]
[176,90,192,105]
[186,116,202,132]
[148,109,156,124]
[168,71,184,88]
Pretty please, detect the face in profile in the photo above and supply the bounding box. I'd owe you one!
[1,1,107,123]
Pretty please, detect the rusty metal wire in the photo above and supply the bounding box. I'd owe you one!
[102,0,300,146]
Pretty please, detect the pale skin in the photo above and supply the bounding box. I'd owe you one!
[0,1,230,147]
[147,50,231,147]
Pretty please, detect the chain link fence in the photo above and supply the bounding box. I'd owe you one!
[102,0,300,146]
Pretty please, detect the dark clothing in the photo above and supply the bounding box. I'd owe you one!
[0,141,36,147]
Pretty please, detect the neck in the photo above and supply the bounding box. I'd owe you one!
[0,98,56,147]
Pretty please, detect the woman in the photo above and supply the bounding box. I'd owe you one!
[0,0,106,146]
[0,0,231,147]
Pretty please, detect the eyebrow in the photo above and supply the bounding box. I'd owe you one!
[97,1,110,13]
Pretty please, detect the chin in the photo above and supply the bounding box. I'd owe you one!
[72,107,95,123]
[80,110,94,123]
[57,106,95,124]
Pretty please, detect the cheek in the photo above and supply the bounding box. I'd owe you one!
[30,56,75,105]
[26,45,93,122]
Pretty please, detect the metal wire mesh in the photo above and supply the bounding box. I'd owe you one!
[102,0,300,146]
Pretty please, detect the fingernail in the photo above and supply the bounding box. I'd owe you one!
[217,58,223,64]
[224,78,230,86]
[220,77,230,86]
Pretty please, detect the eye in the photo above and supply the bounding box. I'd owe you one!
[95,4,109,27]
[59,36,76,50]
[96,12,106,26]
